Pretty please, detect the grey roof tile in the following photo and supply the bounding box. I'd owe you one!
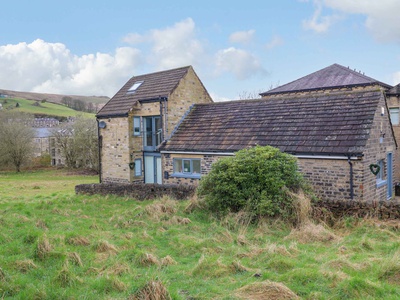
[161,90,383,156]
[97,66,191,117]
[261,64,391,95]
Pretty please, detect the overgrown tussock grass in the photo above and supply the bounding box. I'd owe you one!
[0,170,400,299]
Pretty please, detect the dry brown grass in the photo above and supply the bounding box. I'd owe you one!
[35,234,52,260]
[13,213,30,222]
[160,255,177,266]
[0,267,6,281]
[106,262,131,276]
[230,260,252,273]
[290,189,312,227]
[68,252,83,266]
[145,198,177,220]
[95,240,119,254]
[286,222,338,244]
[55,263,77,288]
[129,280,171,300]
[14,259,38,273]
[110,277,127,292]
[137,253,160,267]
[191,255,232,278]
[184,194,205,213]
[66,236,91,246]
[166,216,192,225]
[235,280,300,300]
[36,219,48,230]
[266,243,293,256]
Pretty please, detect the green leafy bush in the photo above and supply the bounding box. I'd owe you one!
[197,146,307,220]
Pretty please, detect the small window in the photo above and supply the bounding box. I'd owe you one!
[173,158,201,178]
[133,116,141,136]
[127,81,143,94]
[389,108,399,125]
[376,159,386,187]
[134,159,142,176]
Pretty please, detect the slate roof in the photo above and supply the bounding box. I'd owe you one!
[97,66,191,117]
[387,84,400,95]
[261,64,391,96]
[161,90,383,156]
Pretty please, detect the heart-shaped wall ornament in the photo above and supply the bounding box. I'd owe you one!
[369,164,380,176]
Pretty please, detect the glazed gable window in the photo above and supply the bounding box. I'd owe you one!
[173,158,201,178]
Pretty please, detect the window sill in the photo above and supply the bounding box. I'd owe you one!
[376,179,387,188]
[171,173,201,179]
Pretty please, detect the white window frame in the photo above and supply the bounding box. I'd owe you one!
[134,158,142,177]
[389,108,399,125]
[133,116,141,136]
[172,158,201,178]
[376,159,386,188]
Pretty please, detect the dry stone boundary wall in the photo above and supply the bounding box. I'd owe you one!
[75,183,196,200]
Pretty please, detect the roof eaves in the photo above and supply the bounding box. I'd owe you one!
[96,112,129,119]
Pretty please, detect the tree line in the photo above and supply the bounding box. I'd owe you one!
[61,96,99,113]
[0,111,99,172]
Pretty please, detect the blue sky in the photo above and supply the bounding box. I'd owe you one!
[1,0,400,100]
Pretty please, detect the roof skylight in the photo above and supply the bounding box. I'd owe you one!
[127,81,143,94]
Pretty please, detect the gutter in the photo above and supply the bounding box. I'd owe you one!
[96,119,102,183]
[160,150,362,160]
[348,156,354,200]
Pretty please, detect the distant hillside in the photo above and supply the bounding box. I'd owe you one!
[0,97,94,119]
[0,89,109,106]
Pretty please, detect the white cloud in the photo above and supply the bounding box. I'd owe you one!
[303,0,400,42]
[229,30,255,44]
[215,47,267,80]
[323,0,400,42]
[265,36,284,50]
[302,0,341,33]
[0,39,142,97]
[122,33,146,44]
[209,92,231,102]
[123,18,205,70]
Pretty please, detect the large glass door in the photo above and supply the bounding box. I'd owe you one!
[143,116,162,151]
[144,154,162,184]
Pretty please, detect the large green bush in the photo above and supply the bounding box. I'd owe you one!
[197,145,307,220]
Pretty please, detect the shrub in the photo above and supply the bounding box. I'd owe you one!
[197,145,307,220]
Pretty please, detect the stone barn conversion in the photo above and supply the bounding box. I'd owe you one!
[159,64,397,203]
[96,66,213,184]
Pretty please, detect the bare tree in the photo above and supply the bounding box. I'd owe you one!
[51,115,99,171]
[0,112,34,172]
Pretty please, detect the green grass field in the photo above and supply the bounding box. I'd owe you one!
[1,98,94,118]
[0,170,399,299]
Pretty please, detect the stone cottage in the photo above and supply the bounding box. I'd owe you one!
[160,64,397,203]
[96,66,213,183]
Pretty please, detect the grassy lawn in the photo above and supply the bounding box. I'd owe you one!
[1,98,94,118]
[0,170,399,299]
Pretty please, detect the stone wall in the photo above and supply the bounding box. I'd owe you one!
[99,117,131,183]
[261,84,385,100]
[75,183,196,200]
[297,158,363,202]
[362,94,396,202]
[166,67,213,137]
[313,199,400,219]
